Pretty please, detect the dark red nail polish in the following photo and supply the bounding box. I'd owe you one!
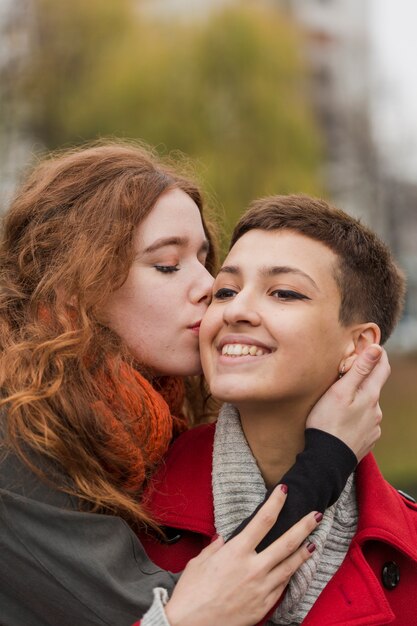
[306,541,316,554]
[314,512,323,523]
[280,484,288,494]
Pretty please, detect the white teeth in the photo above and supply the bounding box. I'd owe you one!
[220,343,267,357]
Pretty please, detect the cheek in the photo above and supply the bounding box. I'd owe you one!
[103,268,140,321]
[275,317,339,372]
[199,313,218,373]
[109,292,145,331]
[199,306,218,344]
[103,281,158,345]
[295,323,348,381]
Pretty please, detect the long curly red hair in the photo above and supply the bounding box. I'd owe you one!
[0,141,218,529]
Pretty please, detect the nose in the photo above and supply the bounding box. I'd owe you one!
[222,290,261,327]
[190,264,214,304]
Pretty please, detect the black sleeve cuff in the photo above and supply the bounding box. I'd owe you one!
[228,429,357,551]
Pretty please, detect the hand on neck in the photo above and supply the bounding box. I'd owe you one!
[238,400,311,490]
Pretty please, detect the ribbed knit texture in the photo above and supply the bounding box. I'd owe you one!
[212,404,358,625]
[274,474,357,625]
[141,588,171,626]
[213,404,266,537]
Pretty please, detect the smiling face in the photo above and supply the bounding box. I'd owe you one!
[103,188,214,376]
[200,229,361,411]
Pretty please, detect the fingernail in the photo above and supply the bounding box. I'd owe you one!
[306,541,316,554]
[314,512,323,523]
[280,484,288,494]
[366,345,382,361]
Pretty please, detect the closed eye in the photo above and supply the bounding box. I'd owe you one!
[154,264,180,273]
[271,289,310,301]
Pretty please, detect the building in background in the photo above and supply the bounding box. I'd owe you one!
[0,0,32,207]
[277,0,417,349]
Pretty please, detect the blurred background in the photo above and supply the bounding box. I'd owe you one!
[1,0,416,493]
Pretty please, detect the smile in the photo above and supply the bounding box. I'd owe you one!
[221,343,269,357]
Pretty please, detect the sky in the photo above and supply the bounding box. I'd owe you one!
[369,0,417,181]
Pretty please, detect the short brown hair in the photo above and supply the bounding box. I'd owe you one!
[230,194,406,344]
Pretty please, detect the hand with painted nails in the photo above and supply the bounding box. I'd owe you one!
[164,485,321,626]
[306,344,388,461]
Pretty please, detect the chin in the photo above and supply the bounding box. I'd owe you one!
[177,359,203,378]
[209,381,250,404]
[153,358,202,378]
[186,365,204,377]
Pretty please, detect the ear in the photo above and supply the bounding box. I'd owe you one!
[340,323,381,374]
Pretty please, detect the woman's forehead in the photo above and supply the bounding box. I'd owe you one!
[225,230,338,276]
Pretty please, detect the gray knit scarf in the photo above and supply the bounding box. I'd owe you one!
[212,404,358,625]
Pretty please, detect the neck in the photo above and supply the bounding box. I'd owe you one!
[237,400,311,489]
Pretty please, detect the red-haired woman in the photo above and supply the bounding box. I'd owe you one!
[0,143,387,626]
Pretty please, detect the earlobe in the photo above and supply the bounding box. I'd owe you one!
[339,323,381,375]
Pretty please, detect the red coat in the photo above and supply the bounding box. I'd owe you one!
[139,423,417,625]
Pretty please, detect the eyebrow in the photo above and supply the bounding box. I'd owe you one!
[218,264,320,290]
[143,236,210,255]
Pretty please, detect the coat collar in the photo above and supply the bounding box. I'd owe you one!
[304,454,417,625]
[355,453,417,558]
[145,425,417,625]
[145,425,417,554]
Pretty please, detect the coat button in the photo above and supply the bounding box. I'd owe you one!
[381,561,400,589]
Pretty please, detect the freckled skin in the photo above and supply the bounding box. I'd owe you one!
[103,189,213,376]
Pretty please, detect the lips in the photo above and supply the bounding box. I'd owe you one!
[188,320,202,332]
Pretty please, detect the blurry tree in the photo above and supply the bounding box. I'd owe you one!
[9,0,417,491]
[21,0,323,237]
[24,0,132,147]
